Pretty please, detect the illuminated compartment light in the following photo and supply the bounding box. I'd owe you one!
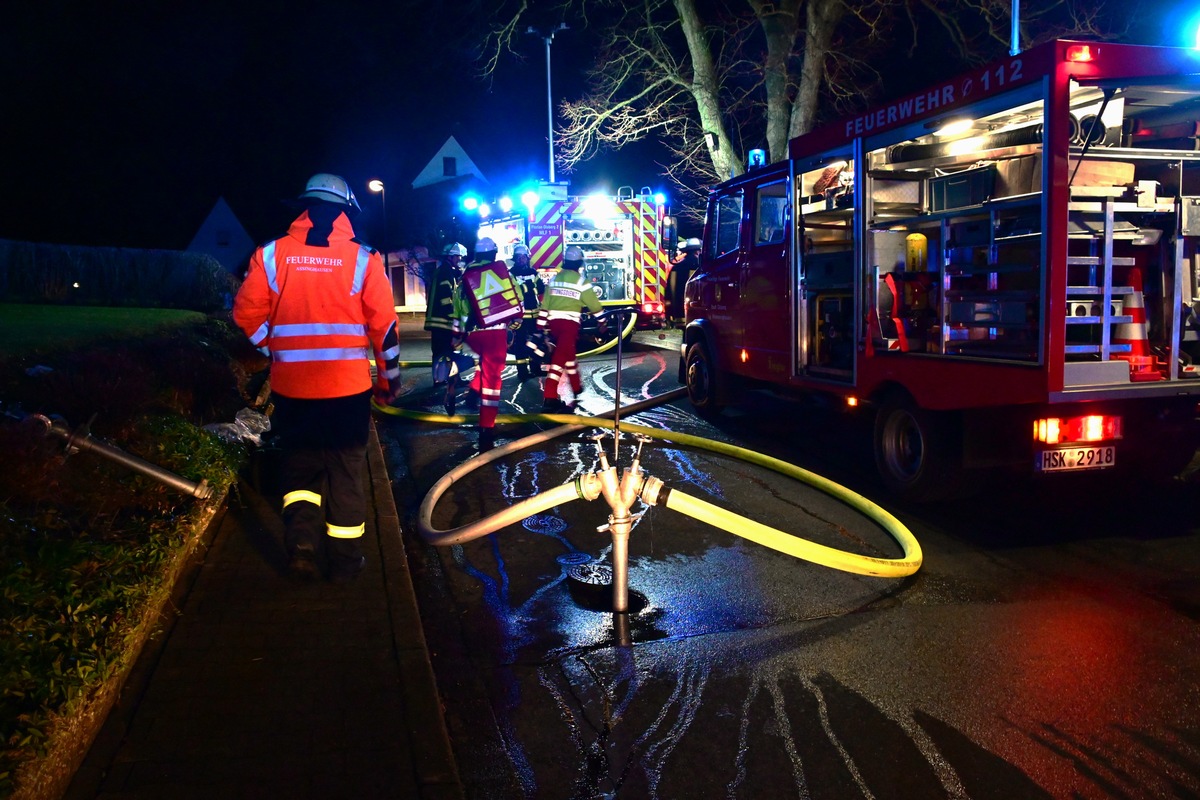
[934,118,974,137]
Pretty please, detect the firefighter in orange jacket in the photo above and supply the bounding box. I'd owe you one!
[233,173,403,583]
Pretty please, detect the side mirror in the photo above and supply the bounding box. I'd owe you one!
[661,215,678,254]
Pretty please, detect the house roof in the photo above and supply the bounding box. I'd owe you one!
[411,135,488,190]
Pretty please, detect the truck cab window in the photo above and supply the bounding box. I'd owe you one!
[755,182,787,245]
[714,194,743,257]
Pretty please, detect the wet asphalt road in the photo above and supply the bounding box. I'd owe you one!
[377,334,1200,799]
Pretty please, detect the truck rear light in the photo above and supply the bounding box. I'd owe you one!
[641,302,663,315]
[1065,44,1094,62]
[1033,414,1121,444]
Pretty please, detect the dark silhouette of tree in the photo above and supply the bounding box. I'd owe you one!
[480,0,1130,214]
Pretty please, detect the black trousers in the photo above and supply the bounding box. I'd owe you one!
[272,390,370,570]
[509,318,543,370]
[430,328,456,383]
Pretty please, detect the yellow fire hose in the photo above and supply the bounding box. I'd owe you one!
[373,389,922,579]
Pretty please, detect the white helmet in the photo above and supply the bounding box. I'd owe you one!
[299,173,361,212]
[682,237,702,251]
[564,245,584,262]
[475,237,498,255]
[443,242,467,257]
[512,243,530,257]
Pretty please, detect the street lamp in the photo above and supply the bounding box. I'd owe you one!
[367,179,389,285]
[527,22,569,184]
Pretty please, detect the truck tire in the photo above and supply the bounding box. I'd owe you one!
[685,341,722,417]
[873,396,961,502]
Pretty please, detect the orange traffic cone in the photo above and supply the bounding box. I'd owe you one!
[1112,267,1162,381]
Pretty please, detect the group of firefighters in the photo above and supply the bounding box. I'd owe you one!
[229,171,673,584]
[422,236,607,452]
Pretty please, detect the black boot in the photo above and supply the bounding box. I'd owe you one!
[517,365,530,381]
[444,379,457,416]
[288,544,319,584]
[479,428,495,452]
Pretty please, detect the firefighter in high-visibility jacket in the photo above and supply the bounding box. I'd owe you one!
[452,236,523,451]
[509,243,545,381]
[233,173,402,584]
[425,242,469,411]
[539,245,604,413]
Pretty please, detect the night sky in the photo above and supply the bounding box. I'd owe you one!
[1,2,1186,253]
[1,2,623,252]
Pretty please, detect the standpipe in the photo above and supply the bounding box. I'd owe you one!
[379,389,922,615]
[28,414,213,500]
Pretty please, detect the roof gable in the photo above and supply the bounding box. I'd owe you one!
[187,197,255,273]
[412,136,488,189]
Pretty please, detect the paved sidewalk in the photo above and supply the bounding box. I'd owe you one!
[65,424,462,800]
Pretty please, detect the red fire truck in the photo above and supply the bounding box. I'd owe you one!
[479,186,674,329]
[682,39,1200,500]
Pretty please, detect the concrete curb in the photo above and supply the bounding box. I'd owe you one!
[367,423,465,799]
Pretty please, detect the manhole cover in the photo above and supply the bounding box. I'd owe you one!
[556,551,594,567]
[523,514,568,534]
[566,562,613,586]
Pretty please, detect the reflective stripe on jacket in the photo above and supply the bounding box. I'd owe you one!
[233,210,401,399]
[539,268,603,323]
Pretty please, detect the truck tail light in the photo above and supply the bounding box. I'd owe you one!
[641,301,664,315]
[1066,44,1094,62]
[1033,414,1121,445]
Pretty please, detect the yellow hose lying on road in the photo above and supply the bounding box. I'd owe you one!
[374,390,922,578]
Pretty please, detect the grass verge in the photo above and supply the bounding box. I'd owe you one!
[0,306,263,799]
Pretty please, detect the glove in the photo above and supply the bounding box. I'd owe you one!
[373,381,399,407]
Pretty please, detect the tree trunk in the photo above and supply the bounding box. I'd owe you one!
[676,0,741,179]
[789,0,845,141]
[754,0,802,163]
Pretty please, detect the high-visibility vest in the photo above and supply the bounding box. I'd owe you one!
[540,268,603,323]
[458,259,523,329]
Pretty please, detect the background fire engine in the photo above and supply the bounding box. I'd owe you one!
[478,185,675,330]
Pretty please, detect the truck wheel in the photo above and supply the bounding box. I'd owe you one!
[873,396,961,502]
[685,342,722,417]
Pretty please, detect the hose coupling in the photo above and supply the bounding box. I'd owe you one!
[575,472,603,502]
[639,475,668,506]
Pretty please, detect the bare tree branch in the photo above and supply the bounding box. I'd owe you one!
[474,0,1127,219]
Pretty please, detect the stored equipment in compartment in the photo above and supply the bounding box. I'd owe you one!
[681,39,1200,501]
